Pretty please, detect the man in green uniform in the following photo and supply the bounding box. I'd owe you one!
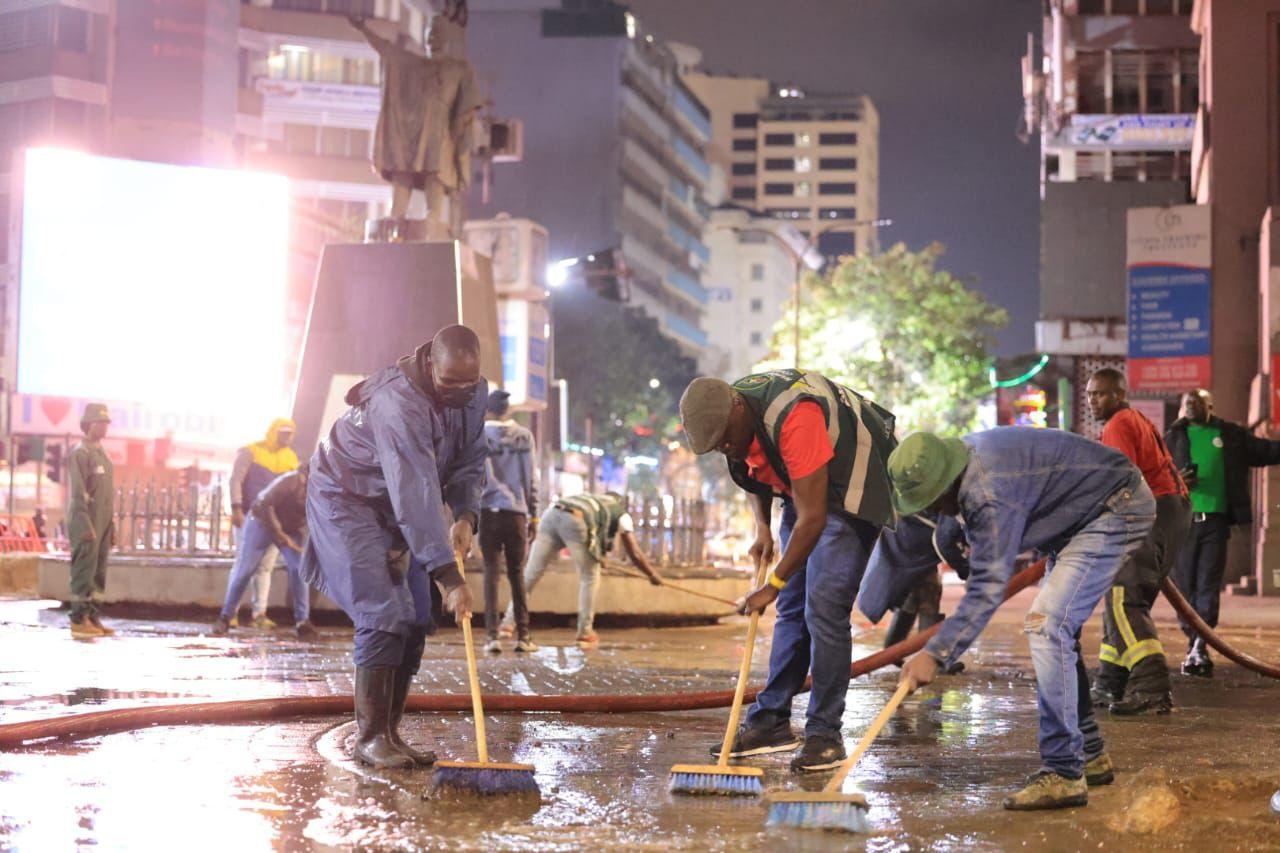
[1166,389,1280,676]
[67,403,115,638]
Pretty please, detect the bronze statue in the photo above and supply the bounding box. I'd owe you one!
[350,13,483,237]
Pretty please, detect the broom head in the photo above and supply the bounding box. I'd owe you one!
[430,760,540,797]
[668,763,764,796]
[765,790,871,833]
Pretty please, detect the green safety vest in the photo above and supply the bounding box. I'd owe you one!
[729,369,898,528]
[555,493,628,561]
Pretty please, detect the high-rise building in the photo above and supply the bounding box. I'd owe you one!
[702,204,819,381]
[465,0,714,364]
[683,70,880,266]
[1020,0,1199,433]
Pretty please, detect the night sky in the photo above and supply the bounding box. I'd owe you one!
[627,0,1041,355]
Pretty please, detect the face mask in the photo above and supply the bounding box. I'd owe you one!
[428,364,477,410]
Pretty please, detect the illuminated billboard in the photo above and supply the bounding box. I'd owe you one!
[16,148,290,446]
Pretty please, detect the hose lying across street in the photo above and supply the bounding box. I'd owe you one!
[1,559,1276,749]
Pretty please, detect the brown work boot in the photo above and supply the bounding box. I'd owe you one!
[1084,753,1115,786]
[88,614,116,636]
[70,617,104,639]
[1002,771,1088,810]
[353,666,414,770]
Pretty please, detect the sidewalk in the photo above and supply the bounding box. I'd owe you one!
[1,591,1279,850]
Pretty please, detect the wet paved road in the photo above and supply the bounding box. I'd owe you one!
[2,590,1280,850]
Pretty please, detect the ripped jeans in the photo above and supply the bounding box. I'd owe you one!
[1027,478,1155,778]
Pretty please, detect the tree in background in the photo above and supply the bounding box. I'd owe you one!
[551,287,698,457]
[759,242,1008,435]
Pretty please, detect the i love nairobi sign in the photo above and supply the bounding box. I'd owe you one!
[10,394,228,443]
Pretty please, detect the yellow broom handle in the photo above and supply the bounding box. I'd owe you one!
[715,558,774,768]
[456,554,488,765]
[825,681,911,793]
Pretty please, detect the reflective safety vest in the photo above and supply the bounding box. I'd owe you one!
[729,369,898,528]
[555,493,628,562]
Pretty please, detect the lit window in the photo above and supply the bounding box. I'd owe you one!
[795,157,811,173]
[795,181,812,198]
[797,133,812,147]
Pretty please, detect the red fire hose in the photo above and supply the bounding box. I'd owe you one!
[0,559,1274,749]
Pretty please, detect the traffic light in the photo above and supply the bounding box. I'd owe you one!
[15,436,44,466]
[45,443,63,484]
[581,249,630,302]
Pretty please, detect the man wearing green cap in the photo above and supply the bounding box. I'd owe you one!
[67,403,115,638]
[679,370,896,772]
[888,427,1155,810]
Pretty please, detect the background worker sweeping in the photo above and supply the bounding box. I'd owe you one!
[508,491,662,646]
[214,464,316,639]
[227,419,299,629]
[1085,368,1189,715]
[679,370,896,773]
[1166,388,1280,677]
[479,389,539,654]
[66,404,115,639]
[890,428,1155,810]
[300,325,488,770]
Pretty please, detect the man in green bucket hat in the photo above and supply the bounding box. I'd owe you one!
[67,403,115,638]
[888,427,1155,811]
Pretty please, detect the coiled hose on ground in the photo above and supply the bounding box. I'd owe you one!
[0,560,1275,748]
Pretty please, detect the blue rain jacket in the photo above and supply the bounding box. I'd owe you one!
[857,513,968,623]
[300,346,488,634]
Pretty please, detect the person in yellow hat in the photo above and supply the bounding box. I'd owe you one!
[67,403,115,638]
[226,418,299,628]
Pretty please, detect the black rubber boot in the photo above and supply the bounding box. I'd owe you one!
[388,664,436,767]
[354,666,415,769]
[884,609,917,666]
[1091,662,1128,706]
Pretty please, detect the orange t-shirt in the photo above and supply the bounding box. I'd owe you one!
[745,401,835,495]
[1100,406,1186,499]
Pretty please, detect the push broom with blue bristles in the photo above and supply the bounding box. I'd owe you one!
[765,680,911,832]
[430,555,539,797]
[667,560,770,796]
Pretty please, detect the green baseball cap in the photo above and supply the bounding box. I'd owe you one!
[887,432,969,515]
[80,403,111,426]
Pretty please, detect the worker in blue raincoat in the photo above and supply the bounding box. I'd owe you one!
[301,325,488,770]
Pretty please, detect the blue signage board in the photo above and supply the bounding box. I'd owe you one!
[1126,264,1211,359]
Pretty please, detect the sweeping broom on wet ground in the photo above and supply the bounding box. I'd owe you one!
[765,680,910,831]
[430,555,539,797]
[667,560,770,796]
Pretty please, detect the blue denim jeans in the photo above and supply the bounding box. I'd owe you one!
[220,516,309,624]
[1029,481,1155,777]
[232,522,277,620]
[354,559,436,669]
[746,502,879,739]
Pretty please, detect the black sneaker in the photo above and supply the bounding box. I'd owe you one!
[1110,690,1173,716]
[709,721,800,759]
[790,736,847,773]
[295,621,319,640]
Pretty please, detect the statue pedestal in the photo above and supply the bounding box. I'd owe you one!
[291,240,501,454]
[364,217,454,243]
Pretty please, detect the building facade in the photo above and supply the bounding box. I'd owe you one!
[1189,0,1280,595]
[683,70,880,266]
[1020,0,1199,434]
[702,205,818,381]
[465,0,714,363]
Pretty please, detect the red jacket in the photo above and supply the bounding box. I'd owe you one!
[1100,406,1186,499]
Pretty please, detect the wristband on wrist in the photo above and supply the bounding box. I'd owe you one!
[767,570,787,590]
